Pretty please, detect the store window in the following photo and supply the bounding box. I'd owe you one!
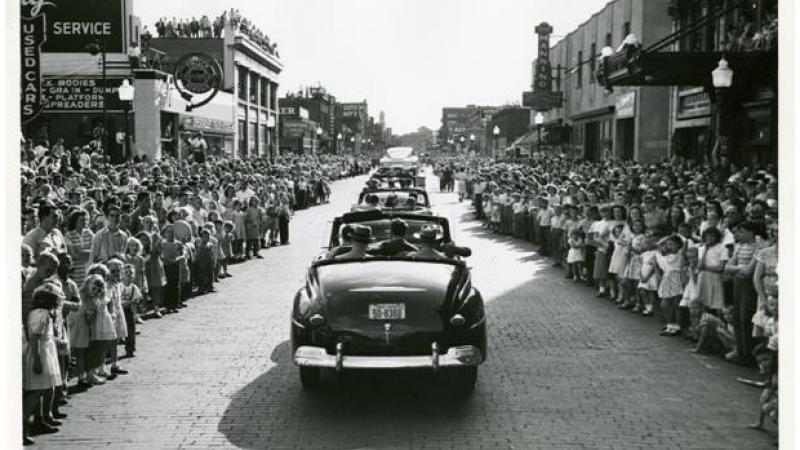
[260,124,268,155]
[237,67,247,101]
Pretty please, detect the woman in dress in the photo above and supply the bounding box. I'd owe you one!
[64,209,94,288]
[22,283,64,445]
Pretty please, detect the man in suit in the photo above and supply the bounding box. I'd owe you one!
[368,219,417,256]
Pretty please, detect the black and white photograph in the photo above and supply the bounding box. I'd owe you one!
[2,0,798,448]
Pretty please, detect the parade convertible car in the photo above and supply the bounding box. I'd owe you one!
[290,211,487,392]
[353,188,431,213]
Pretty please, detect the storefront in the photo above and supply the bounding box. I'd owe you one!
[570,107,614,161]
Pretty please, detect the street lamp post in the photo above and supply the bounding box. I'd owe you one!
[534,112,544,154]
[350,136,356,154]
[711,57,733,161]
[493,125,500,159]
[315,126,323,154]
[469,133,475,153]
[117,79,135,161]
[337,132,343,155]
[85,39,108,158]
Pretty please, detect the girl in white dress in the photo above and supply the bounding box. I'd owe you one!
[22,283,64,445]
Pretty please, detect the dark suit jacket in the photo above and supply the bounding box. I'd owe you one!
[368,239,418,256]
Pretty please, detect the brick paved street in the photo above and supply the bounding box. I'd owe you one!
[31,171,775,450]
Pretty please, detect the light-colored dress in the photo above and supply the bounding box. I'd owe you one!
[697,243,729,310]
[567,237,585,263]
[623,234,646,280]
[65,228,94,287]
[608,234,630,275]
[23,309,62,390]
[108,282,128,339]
[755,245,778,301]
[656,252,685,299]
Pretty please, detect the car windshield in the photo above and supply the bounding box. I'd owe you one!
[338,218,443,244]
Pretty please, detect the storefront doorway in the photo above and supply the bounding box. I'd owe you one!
[616,118,635,160]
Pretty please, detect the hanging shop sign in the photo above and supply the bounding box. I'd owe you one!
[615,91,636,119]
[173,52,223,112]
[37,0,125,53]
[41,77,126,111]
[529,22,555,111]
[20,5,47,123]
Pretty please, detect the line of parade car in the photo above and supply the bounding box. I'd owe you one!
[290,147,487,394]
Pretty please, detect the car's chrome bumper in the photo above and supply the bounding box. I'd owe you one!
[294,342,482,372]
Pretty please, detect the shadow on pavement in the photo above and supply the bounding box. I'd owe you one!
[218,340,486,449]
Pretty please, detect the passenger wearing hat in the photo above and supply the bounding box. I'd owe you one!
[408,225,447,260]
[368,219,418,257]
[335,224,374,259]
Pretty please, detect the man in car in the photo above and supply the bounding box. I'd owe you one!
[335,224,374,259]
[408,225,448,259]
[368,219,418,256]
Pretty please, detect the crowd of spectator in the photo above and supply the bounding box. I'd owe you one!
[19,136,369,445]
[435,149,778,435]
[152,9,279,57]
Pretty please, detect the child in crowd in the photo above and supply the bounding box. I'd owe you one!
[566,229,585,283]
[104,259,128,378]
[679,246,700,336]
[231,200,246,260]
[160,224,184,314]
[637,236,660,316]
[219,221,234,277]
[22,283,64,445]
[589,206,612,297]
[654,235,686,336]
[120,264,142,358]
[123,237,148,324]
[139,230,166,319]
[692,304,736,356]
[608,223,629,304]
[83,271,115,385]
[748,348,778,432]
[752,295,778,348]
[21,243,35,286]
[550,204,565,267]
[194,228,216,294]
[620,219,646,310]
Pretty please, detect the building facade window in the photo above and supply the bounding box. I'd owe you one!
[248,122,257,155]
[576,51,583,88]
[238,119,247,157]
[237,67,248,101]
[623,21,631,41]
[260,78,268,106]
[605,32,612,47]
[589,43,596,83]
[269,83,277,110]
[249,73,259,104]
[260,124,268,155]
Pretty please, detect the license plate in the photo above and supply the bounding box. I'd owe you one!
[369,303,406,320]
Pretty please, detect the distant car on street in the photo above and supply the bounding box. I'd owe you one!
[290,210,487,393]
